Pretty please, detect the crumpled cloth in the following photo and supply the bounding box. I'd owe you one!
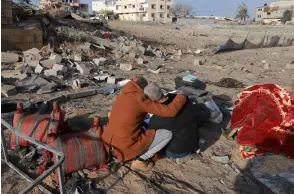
[231,84,294,159]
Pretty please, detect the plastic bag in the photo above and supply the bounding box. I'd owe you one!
[204,100,223,123]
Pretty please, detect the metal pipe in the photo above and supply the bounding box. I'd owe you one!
[1,118,65,194]
[1,128,9,162]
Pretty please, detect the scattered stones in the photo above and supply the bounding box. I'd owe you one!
[194,49,203,55]
[37,82,58,94]
[194,59,204,66]
[120,63,133,71]
[75,62,90,75]
[147,68,161,75]
[137,58,144,65]
[49,54,62,63]
[35,64,44,74]
[264,63,270,70]
[118,36,126,42]
[1,85,18,97]
[129,52,137,59]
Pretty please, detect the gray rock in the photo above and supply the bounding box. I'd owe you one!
[37,82,58,94]
[1,84,17,97]
[129,52,137,59]
[118,36,126,42]
[74,55,82,62]
[92,58,100,66]
[137,46,146,55]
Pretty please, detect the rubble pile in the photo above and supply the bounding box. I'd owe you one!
[1,8,178,98]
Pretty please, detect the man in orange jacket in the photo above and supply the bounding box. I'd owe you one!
[102,77,186,171]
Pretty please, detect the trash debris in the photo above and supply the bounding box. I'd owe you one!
[72,79,82,90]
[103,86,115,96]
[35,64,44,74]
[182,75,198,82]
[107,77,117,84]
[137,58,144,65]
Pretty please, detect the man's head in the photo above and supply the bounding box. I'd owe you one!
[132,76,148,89]
[144,82,165,102]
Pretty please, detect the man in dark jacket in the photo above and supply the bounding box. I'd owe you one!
[145,83,210,163]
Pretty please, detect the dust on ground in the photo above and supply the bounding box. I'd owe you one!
[2,21,294,194]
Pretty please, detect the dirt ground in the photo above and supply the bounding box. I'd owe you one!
[2,21,294,194]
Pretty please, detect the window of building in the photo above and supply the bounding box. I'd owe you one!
[143,13,146,17]
[167,14,170,18]
[151,4,156,9]
[167,5,171,10]
[257,14,261,18]
[160,5,164,9]
[267,12,270,15]
[160,13,164,18]
[258,8,262,11]
[124,5,127,9]
[128,4,131,8]
[151,13,155,17]
[133,5,135,8]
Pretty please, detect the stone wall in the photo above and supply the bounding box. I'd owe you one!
[1,27,43,50]
[1,0,13,25]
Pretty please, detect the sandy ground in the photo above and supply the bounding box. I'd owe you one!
[2,21,294,194]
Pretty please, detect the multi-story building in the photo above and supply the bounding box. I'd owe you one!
[92,0,117,14]
[115,0,173,22]
[255,0,294,23]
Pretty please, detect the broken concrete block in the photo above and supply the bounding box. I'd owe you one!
[1,70,22,78]
[74,55,82,62]
[1,52,20,63]
[37,82,58,94]
[17,73,28,80]
[24,66,34,74]
[137,46,146,55]
[264,63,270,70]
[72,79,81,90]
[194,59,203,66]
[130,41,137,47]
[66,89,97,99]
[175,49,182,57]
[107,76,117,84]
[35,64,44,74]
[27,60,39,68]
[15,64,26,72]
[99,57,107,65]
[94,74,110,81]
[53,64,67,72]
[40,59,55,68]
[23,48,40,54]
[92,58,100,66]
[137,58,144,65]
[1,84,17,97]
[121,45,132,54]
[120,63,133,71]
[118,36,126,42]
[44,69,58,77]
[49,54,62,63]
[129,52,137,59]
[75,62,90,75]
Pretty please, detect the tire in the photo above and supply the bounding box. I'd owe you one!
[1,99,33,128]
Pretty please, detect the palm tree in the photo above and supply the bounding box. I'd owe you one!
[236,2,249,21]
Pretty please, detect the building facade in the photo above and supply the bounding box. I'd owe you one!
[255,0,294,23]
[115,0,173,22]
[92,0,116,14]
